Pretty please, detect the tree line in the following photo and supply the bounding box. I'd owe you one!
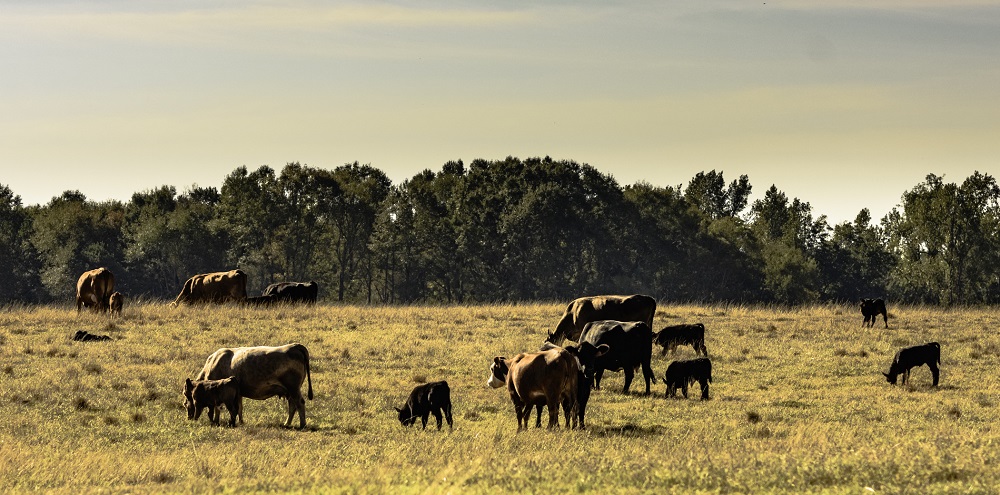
[2,158,998,306]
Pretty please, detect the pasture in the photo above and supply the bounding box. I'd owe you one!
[1,302,999,494]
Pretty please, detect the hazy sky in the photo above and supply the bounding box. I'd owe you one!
[2,1,998,224]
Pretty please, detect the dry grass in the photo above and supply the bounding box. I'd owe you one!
[1,302,999,494]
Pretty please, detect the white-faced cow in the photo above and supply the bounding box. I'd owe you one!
[546,294,656,345]
[579,320,655,394]
[860,298,888,328]
[76,267,115,313]
[193,343,313,428]
[172,269,247,306]
[884,342,940,386]
[395,381,453,430]
[487,347,579,431]
[184,376,242,427]
[663,357,713,400]
[654,323,708,356]
[263,281,319,304]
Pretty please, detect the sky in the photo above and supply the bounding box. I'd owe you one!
[2,1,999,225]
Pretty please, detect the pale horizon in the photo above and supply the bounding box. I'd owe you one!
[3,1,998,225]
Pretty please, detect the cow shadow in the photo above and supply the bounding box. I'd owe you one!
[586,423,666,438]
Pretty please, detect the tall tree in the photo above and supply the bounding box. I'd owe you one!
[0,184,42,303]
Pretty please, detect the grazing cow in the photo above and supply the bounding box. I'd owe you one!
[487,347,579,430]
[663,357,713,400]
[654,323,708,356]
[194,343,313,428]
[861,298,889,328]
[884,342,940,386]
[184,376,241,427]
[172,270,247,306]
[546,294,656,345]
[109,292,123,316]
[395,381,453,430]
[262,281,319,304]
[580,320,655,394]
[76,267,115,313]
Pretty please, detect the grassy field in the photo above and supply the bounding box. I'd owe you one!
[1,302,999,494]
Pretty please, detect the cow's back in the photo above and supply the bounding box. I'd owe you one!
[508,349,576,402]
[583,320,652,370]
[226,344,309,400]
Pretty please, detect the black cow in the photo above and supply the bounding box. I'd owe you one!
[861,298,888,328]
[653,323,708,356]
[580,320,655,394]
[884,342,940,386]
[263,281,319,304]
[396,381,453,430]
[663,357,712,400]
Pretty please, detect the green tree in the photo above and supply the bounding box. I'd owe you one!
[0,184,42,303]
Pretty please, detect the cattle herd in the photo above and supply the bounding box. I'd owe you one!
[72,268,940,431]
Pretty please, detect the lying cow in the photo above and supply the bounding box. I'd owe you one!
[546,294,656,345]
[654,323,708,356]
[72,330,111,342]
[580,320,655,394]
[861,298,888,328]
[76,267,115,313]
[172,269,247,306]
[395,381,453,430]
[184,376,241,427]
[263,281,319,304]
[194,343,313,428]
[244,295,276,307]
[884,342,940,386]
[487,347,579,430]
[109,292,123,316]
[663,357,712,400]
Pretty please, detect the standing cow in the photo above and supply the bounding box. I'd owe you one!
[172,270,247,306]
[663,357,713,400]
[654,323,708,356]
[546,294,656,345]
[487,347,579,430]
[579,320,655,394]
[76,267,115,313]
[193,343,313,428]
[884,342,940,386]
[860,298,889,328]
[109,292,124,316]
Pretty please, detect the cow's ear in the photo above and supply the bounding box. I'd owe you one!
[494,356,505,365]
[185,378,193,390]
[394,407,402,413]
[595,344,610,358]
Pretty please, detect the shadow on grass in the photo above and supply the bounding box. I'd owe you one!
[586,423,666,438]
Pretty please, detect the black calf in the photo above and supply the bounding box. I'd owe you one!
[654,323,708,356]
[860,298,888,328]
[884,342,940,386]
[663,357,712,400]
[396,381,453,430]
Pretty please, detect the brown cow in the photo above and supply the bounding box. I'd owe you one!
[546,294,656,345]
[487,347,579,430]
[109,292,124,316]
[171,269,247,306]
[194,343,313,428]
[76,267,115,313]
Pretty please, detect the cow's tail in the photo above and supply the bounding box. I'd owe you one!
[296,343,314,400]
[931,342,941,364]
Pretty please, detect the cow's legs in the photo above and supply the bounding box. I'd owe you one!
[431,410,442,430]
[421,413,430,429]
[641,362,654,395]
[882,313,888,328]
[699,379,710,400]
[622,368,634,394]
[546,398,560,428]
[444,404,453,429]
[929,364,940,386]
[594,369,605,390]
[681,381,689,398]
[902,369,910,385]
[513,396,527,431]
[534,404,544,428]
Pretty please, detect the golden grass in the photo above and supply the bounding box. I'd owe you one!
[1,302,999,494]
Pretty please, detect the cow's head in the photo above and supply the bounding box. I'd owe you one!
[565,342,610,382]
[183,378,197,420]
[487,357,509,389]
[394,405,416,427]
[882,371,898,385]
